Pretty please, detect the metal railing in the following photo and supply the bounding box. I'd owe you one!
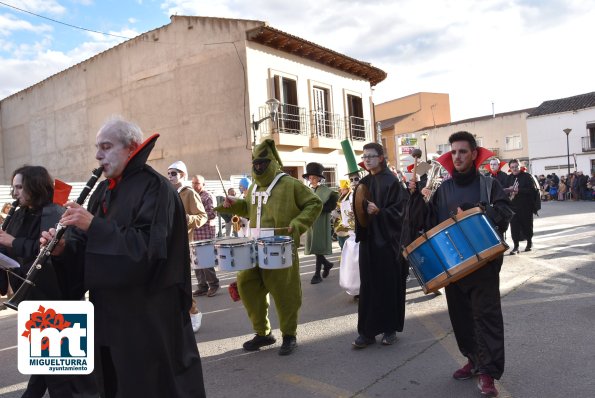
[581,136,595,152]
[309,110,344,139]
[257,103,309,137]
[347,116,370,141]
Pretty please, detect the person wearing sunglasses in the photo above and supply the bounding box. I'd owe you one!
[217,139,321,356]
[167,161,207,332]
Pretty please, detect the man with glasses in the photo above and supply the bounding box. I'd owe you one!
[167,161,207,332]
[352,143,409,348]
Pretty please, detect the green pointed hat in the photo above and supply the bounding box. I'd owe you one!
[341,139,363,175]
[252,138,283,167]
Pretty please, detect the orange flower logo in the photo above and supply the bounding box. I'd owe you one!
[22,305,72,350]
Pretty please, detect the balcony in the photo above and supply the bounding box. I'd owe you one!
[257,103,309,148]
[309,111,344,150]
[581,136,595,152]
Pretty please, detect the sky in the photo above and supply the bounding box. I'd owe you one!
[0,0,594,121]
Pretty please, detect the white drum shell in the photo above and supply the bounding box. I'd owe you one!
[257,236,293,270]
[215,238,256,272]
[191,239,218,269]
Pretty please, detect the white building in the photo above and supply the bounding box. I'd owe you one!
[527,92,595,176]
[0,16,386,186]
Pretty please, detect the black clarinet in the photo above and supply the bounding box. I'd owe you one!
[5,167,104,311]
[1,200,19,231]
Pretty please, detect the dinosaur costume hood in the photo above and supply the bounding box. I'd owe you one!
[252,139,284,186]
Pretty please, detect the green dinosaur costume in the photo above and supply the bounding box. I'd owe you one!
[216,139,322,337]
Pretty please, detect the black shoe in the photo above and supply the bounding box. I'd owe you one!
[352,335,375,349]
[509,247,519,255]
[278,335,297,356]
[524,242,532,252]
[242,333,276,351]
[322,262,334,278]
[381,332,397,345]
[310,274,323,284]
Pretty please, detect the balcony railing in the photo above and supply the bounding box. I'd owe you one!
[346,116,371,141]
[255,103,371,146]
[581,136,595,152]
[309,111,344,140]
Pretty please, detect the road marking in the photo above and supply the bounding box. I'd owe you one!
[0,382,28,395]
[277,373,368,398]
[503,291,595,307]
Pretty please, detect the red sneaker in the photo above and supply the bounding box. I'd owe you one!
[452,360,475,380]
[477,374,498,397]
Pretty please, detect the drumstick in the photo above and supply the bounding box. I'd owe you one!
[215,165,229,199]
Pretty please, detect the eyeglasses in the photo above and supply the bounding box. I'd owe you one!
[361,155,379,160]
[167,171,178,177]
[349,177,360,182]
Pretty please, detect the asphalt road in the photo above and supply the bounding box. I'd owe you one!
[1,199,594,398]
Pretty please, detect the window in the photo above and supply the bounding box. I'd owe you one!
[347,94,365,140]
[437,143,450,154]
[505,135,522,150]
[322,166,337,188]
[273,75,300,134]
[313,86,331,137]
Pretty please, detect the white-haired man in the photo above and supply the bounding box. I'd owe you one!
[42,116,206,397]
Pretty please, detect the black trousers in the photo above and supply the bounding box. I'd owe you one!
[445,261,505,379]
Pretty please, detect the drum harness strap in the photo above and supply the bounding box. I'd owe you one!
[250,172,287,238]
[421,174,494,276]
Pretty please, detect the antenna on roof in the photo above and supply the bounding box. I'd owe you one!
[492,101,495,118]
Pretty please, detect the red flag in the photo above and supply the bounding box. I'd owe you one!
[53,179,72,205]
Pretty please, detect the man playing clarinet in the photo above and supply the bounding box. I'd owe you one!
[41,116,206,398]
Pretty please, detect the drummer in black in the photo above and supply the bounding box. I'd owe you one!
[409,131,513,397]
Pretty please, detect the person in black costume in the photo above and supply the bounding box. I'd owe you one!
[0,166,98,398]
[503,158,537,254]
[42,116,206,398]
[487,158,508,188]
[352,142,409,348]
[409,131,513,397]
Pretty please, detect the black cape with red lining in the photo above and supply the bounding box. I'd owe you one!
[63,135,205,398]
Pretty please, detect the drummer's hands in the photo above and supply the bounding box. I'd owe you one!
[40,228,66,256]
[367,201,380,215]
[456,207,464,214]
[223,196,237,208]
[0,229,15,248]
[60,201,94,232]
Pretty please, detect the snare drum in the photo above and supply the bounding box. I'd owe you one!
[190,239,219,269]
[402,207,507,294]
[214,237,256,272]
[256,236,293,270]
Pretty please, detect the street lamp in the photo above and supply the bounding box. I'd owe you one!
[252,98,281,147]
[420,132,429,161]
[563,128,572,177]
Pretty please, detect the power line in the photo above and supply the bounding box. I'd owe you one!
[0,1,133,40]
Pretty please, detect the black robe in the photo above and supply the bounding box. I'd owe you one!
[354,167,409,337]
[63,136,205,398]
[505,172,536,243]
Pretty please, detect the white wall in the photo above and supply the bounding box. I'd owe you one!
[527,107,595,176]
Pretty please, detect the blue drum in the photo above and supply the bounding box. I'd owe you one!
[402,207,507,294]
